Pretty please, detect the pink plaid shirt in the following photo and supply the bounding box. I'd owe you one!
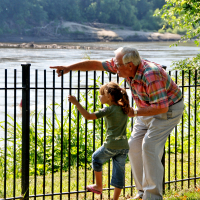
[102,59,182,109]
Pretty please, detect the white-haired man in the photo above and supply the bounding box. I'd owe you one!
[50,47,184,200]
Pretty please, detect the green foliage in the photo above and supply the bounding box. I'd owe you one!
[159,26,187,35]
[158,0,200,45]
[156,0,200,183]
[0,0,167,34]
[172,26,187,35]
[172,54,200,71]
[132,17,141,31]
[0,0,48,34]
[164,68,200,157]
[158,28,165,34]
[157,0,200,81]
[0,80,132,180]
[0,91,98,178]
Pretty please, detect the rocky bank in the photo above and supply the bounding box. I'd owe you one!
[0,21,182,49]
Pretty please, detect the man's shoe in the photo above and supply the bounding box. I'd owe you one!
[132,194,143,199]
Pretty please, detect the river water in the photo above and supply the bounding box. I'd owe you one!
[0,41,199,139]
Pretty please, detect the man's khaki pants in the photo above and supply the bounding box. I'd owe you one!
[128,100,184,200]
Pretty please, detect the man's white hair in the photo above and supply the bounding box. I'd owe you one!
[114,47,141,66]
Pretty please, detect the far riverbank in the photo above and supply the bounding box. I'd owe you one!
[0,22,182,49]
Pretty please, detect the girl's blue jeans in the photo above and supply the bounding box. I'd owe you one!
[92,145,129,189]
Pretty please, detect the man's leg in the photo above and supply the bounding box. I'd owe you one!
[128,117,147,198]
[142,102,184,200]
[129,101,184,200]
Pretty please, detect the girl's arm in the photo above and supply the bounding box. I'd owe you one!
[68,95,97,120]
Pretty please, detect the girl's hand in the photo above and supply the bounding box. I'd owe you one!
[68,95,78,105]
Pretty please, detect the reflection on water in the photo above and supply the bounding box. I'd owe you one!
[0,41,199,138]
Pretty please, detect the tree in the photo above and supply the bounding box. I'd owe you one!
[85,0,138,27]
[0,0,47,34]
[136,0,152,20]
[151,0,165,10]
[159,0,200,70]
[136,0,165,30]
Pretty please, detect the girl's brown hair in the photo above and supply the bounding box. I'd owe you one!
[99,82,130,114]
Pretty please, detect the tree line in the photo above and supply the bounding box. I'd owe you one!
[159,0,199,71]
[0,0,165,35]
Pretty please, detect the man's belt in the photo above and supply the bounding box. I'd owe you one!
[172,97,183,106]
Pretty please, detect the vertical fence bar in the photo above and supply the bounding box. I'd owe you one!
[175,70,178,190]
[13,69,17,198]
[52,70,55,200]
[76,71,80,200]
[101,71,104,146]
[100,71,104,200]
[181,70,184,189]
[130,79,134,196]
[92,71,96,200]
[194,70,197,187]
[43,70,47,200]
[21,63,31,199]
[34,70,38,200]
[188,70,191,188]
[68,71,72,200]
[162,146,165,194]
[108,73,111,200]
[117,73,119,83]
[124,80,133,196]
[168,71,171,190]
[122,77,126,198]
[60,71,64,200]
[84,71,88,200]
[4,69,7,199]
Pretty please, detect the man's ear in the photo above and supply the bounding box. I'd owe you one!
[129,62,134,67]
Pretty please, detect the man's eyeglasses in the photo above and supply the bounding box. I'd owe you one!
[115,61,132,69]
[115,63,124,68]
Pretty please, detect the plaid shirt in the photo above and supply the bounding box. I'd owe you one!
[102,59,182,109]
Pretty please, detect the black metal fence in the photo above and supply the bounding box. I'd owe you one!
[0,64,199,200]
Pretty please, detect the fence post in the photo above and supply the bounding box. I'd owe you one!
[162,148,165,194]
[21,63,31,199]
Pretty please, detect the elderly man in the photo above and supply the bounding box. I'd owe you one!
[50,47,184,200]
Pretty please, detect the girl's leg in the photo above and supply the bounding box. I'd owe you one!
[111,149,129,199]
[87,146,111,193]
[91,171,102,192]
[113,187,122,200]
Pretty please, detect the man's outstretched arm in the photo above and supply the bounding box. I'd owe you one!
[50,60,105,77]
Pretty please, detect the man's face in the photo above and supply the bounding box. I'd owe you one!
[114,52,131,78]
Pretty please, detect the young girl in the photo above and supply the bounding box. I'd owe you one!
[68,82,130,200]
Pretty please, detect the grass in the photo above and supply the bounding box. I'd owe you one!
[1,160,200,200]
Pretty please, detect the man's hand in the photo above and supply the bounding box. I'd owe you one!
[68,95,78,105]
[50,66,69,77]
[128,107,135,117]
[50,61,105,77]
